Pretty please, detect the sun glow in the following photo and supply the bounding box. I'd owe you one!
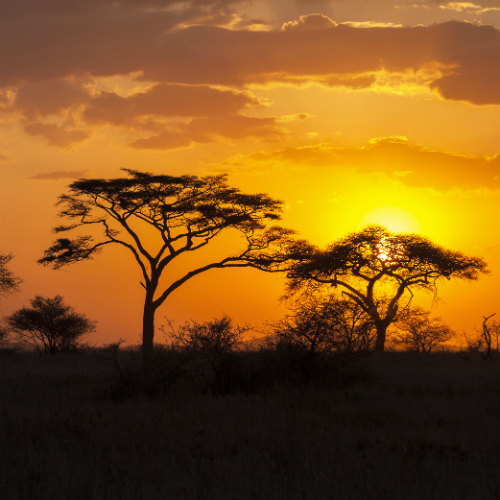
[359,206,422,234]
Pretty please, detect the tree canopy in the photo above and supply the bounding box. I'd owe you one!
[39,169,305,351]
[6,295,95,354]
[287,225,488,352]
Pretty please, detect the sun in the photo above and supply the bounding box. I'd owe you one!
[359,206,422,234]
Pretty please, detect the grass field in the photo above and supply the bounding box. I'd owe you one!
[1,347,499,500]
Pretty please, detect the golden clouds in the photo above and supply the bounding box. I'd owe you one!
[437,2,500,12]
[1,5,499,151]
[214,138,500,192]
[281,14,338,31]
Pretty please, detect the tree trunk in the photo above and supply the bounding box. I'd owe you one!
[142,295,156,353]
[374,324,387,352]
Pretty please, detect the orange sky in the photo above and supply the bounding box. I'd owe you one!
[1,0,499,346]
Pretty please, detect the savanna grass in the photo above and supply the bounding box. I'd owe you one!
[1,347,499,500]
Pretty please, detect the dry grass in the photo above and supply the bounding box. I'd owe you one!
[1,348,500,500]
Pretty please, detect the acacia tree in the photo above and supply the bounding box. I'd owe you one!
[6,295,95,354]
[287,225,488,352]
[0,252,22,297]
[38,169,303,351]
[392,306,455,353]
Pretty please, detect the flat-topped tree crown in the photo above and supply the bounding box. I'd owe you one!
[39,169,302,351]
[287,225,488,352]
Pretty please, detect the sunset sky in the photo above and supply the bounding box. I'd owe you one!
[1,0,499,346]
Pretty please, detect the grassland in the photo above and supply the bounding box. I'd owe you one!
[1,347,499,500]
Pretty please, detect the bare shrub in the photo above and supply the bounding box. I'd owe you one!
[461,313,500,360]
[392,306,455,354]
[265,294,376,385]
[478,313,500,360]
[163,315,250,395]
[272,294,376,356]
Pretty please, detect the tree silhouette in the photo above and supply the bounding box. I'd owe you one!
[392,306,455,354]
[38,169,303,351]
[0,252,22,297]
[287,225,488,352]
[474,313,499,360]
[6,295,95,354]
[0,252,23,343]
[273,294,375,356]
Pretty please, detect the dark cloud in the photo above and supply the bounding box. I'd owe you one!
[84,84,264,128]
[30,169,92,181]
[131,114,287,149]
[1,7,499,150]
[23,122,91,148]
[0,0,243,87]
[14,79,91,120]
[8,79,274,148]
[2,5,498,104]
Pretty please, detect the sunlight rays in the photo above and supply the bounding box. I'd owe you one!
[359,206,422,234]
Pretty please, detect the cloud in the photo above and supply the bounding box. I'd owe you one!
[2,5,499,106]
[30,169,93,181]
[1,8,499,150]
[145,20,499,104]
[437,2,500,12]
[0,151,13,162]
[8,78,274,148]
[23,122,91,148]
[171,12,270,32]
[83,84,265,128]
[341,22,403,28]
[399,0,500,11]
[403,0,499,6]
[281,13,337,31]
[214,137,500,191]
[130,114,288,149]
[14,78,91,120]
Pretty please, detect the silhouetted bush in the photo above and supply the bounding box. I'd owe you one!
[5,296,95,355]
[272,294,376,358]
[163,315,251,396]
[460,313,500,361]
[391,306,455,354]
[100,338,377,401]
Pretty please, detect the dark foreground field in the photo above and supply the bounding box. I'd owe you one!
[1,347,500,500]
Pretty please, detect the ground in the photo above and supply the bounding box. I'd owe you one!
[1,348,499,500]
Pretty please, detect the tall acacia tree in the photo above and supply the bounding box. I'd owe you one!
[287,225,488,352]
[39,169,303,351]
